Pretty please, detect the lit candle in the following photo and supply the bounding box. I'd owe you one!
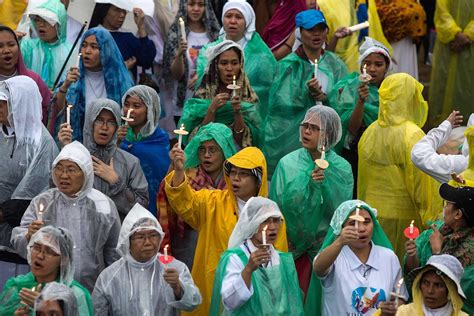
[232,75,236,98]
[262,225,268,245]
[75,53,81,68]
[179,17,186,42]
[363,64,367,76]
[395,278,404,306]
[347,21,370,32]
[314,59,318,79]
[38,203,44,221]
[66,105,73,126]
[409,220,414,235]
[126,108,133,120]
[320,145,326,161]
[354,205,360,231]
[178,124,184,149]
[164,244,169,261]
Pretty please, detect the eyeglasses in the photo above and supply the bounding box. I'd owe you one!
[53,165,82,176]
[300,123,323,133]
[94,118,117,128]
[130,232,161,243]
[31,243,60,258]
[228,169,254,179]
[262,217,283,225]
[31,16,51,26]
[198,146,221,156]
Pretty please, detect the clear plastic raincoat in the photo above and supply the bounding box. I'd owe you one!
[92,203,201,315]
[11,141,121,292]
[164,147,288,315]
[34,282,79,316]
[83,98,149,219]
[0,226,93,315]
[20,0,72,89]
[357,73,442,260]
[428,0,474,126]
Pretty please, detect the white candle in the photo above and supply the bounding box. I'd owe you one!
[347,21,369,32]
[262,225,268,245]
[164,244,169,261]
[363,64,367,76]
[314,59,318,79]
[75,53,81,68]
[126,108,133,119]
[179,17,186,42]
[320,145,325,161]
[354,205,360,231]
[409,220,414,235]
[232,75,236,98]
[395,278,404,306]
[178,124,185,149]
[66,105,72,126]
[38,203,44,221]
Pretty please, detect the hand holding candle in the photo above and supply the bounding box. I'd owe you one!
[403,219,420,239]
[227,75,241,98]
[359,64,372,82]
[173,124,189,149]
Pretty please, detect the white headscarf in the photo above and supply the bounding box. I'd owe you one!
[221,0,256,46]
[204,39,243,76]
[95,0,134,11]
[228,197,283,249]
[358,36,392,70]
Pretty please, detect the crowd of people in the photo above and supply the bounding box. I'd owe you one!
[0,0,473,315]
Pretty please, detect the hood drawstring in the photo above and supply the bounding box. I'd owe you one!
[150,262,156,297]
[127,262,134,301]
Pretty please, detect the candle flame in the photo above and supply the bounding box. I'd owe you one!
[67,104,73,109]
[410,220,414,226]
[179,17,184,23]
[164,244,169,250]
[180,123,185,130]
[397,278,404,287]
[363,64,367,70]
[314,59,318,64]
[39,203,44,212]
[263,225,268,232]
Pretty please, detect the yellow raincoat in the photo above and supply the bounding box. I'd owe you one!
[165,147,288,316]
[318,0,391,72]
[460,126,474,182]
[0,0,27,29]
[428,0,474,126]
[358,73,442,260]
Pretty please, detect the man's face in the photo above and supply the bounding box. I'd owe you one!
[53,160,84,197]
[420,270,449,309]
[198,140,225,175]
[129,229,161,262]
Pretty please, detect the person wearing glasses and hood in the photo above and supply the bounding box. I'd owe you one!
[57,98,149,221]
[0,226,92,315]
[166,145,288,315]
[92,203,201,315]
[210,197,304,315]
[11,141,121,292]
[270,105,353,297]
[0,76,58,289]
[33,282,79,316]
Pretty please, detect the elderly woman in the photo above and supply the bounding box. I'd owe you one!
[92,203,201,315]
[165,145,288,315]
[0,226,92,315]
[33,282,79,316]
[0,76,58,289]
[180,40,260,149]
[118,85,170,216]
[19,0,72,89]
[262,9,348,176]
[58,98,149,220]
[11,141,121,292]
[329,37,392,196]
[210,197,304,315]
[312,200,407,316]
[270,105,353,296]
[195,0,276,120]
[53,26,134,141]
[358,73,442,259]
[157,122,236,268]
[0,26,51,125]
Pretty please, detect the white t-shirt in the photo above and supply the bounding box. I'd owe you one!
[84,69,107,108]
[316,243,408,316]
[182,31,210,100]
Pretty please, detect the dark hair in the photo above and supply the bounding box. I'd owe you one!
[217,46,242,64]
[89,3,112,29]
[0,25,20,46]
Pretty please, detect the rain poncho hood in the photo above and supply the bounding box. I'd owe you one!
[52,141,94,200]
[300,105,342,150]
[61,26,134,142]
[228,197,282,248]
[27,226,75,286]
[83,98,121,163]
[34,282,78,316]
[122,85,161,139]
[221,0,256,44]
[358,36,392,70]
[184,122,236,169]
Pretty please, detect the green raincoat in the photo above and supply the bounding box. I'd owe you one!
[195,33,276,120]
[261,51,348,177]
[20,0,72,89]
[209,248,304,315]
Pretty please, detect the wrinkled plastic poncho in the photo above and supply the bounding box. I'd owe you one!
[195,33,276,120]
[305,200,393,316]
[120,85,170,216]
[34,282,79,316]
[184,122,237,169]
[261,51,348,176]
[357,73,442,260]
[83,98,149,218]
[164,147,288,315]
[0,226,93,315]
[55,27,134,142]
[92,204,202,315]
[11,141,121,292]
[428,0,474,126]
[20,0,72,89]
[0,76,58,255]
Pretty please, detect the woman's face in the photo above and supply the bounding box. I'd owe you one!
[0,100,9,126]
[53,160,85,197]
[223,9,246,42]
[362,53,388,86]
[123,95,148,129]
[32,16,58,43]
[36,300,64,316]
[93,109,117,146]
[301,24,327,51]
[81,35,101,71]
[103,5,127,31]
[217,49,241,85]
[300,115,324,151]
[420,270,449,309]
[187,0,206,23]
[198,140,225,175]
[344,209,374,249]
[30,241,61,282]
[0,31,19,76]
[228,166,258,201]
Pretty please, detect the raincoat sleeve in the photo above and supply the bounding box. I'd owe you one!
[411,120,468,183]
[103,201,121,267]
[91,269,112,315]
[165,259,202,311]
[221,253,253,310]
[435,0,463,43]
[71,281,94,316]
[10,198,39,259]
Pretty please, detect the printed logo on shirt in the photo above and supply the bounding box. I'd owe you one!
[351,287,387,315]
[188,45,204,68]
